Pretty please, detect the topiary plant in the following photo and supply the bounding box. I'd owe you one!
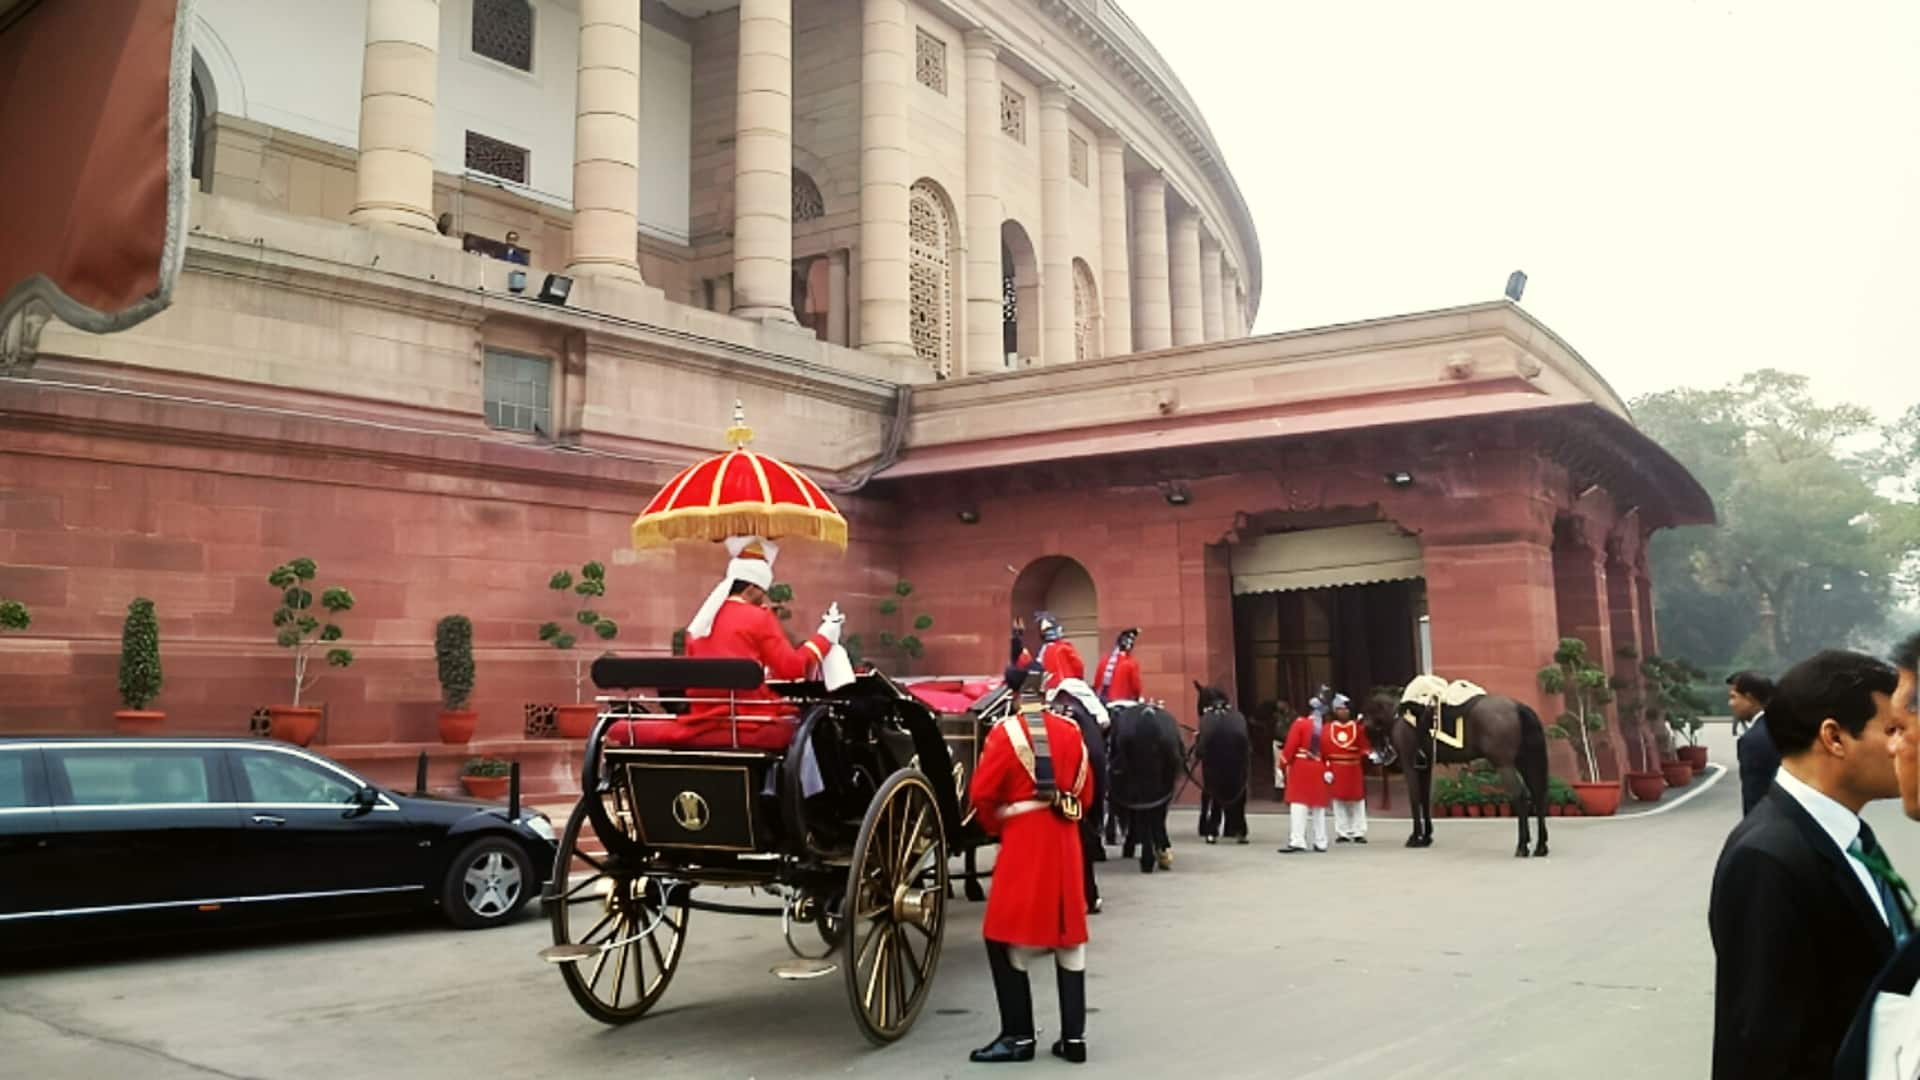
[117,597,163,711]
[0,599,28,632]
[867,579,934,671]
[1538,637,1615,783]
[268,558,354,707]
[538,561,618,702]
[435,615,475,712]
[462,755,511,778]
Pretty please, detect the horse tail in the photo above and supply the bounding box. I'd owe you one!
[1517,703,1550,787]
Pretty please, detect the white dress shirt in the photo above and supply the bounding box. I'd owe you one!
[1773,766,1890,926]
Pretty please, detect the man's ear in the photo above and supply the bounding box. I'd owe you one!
[1820,717,1844,754]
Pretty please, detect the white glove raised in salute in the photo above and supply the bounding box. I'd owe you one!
[817,602,845,645]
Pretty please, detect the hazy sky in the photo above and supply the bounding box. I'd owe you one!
[1122,0,1920,417]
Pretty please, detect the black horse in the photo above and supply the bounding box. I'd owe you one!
[1192,683,1250,842]
[1362,676,1551,858]
[1108,700,1185,872]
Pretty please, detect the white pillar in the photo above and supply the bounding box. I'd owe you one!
[1169,207,1204,347]
[566,0,643,282]
[1130,172,1171,351]
[1200,231,1225,342]
[350,0,440,232]
[859,0,913,356]
[1038,84,1073,365]
[1098,134,1133,358]
[1228,273,1248,338]
[962,31,1003,377]
[731,0,795,320]
[828,248,850,346]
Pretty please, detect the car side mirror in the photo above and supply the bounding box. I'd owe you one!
[351,785,379,812]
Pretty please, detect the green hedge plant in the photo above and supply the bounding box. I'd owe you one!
[0,599,28,632]
[268,558,354,707]
[118,598,163,711]
[435,615,475,711]
[463,756,511,778]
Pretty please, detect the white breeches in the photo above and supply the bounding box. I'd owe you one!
[1333,799,1368,838]
[1288,804,1328,850]
[1007,944,1086,973]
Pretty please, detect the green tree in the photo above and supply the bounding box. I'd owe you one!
[538,562,618,702]
[118,598,163,711]
[1633,370,1906,671]
[0,599,28,632]
[268,558,354,707]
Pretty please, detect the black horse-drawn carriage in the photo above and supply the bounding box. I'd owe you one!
[540,656,1008,1044]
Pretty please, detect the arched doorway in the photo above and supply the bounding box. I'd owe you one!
[909,180,956,377]
[1072,257,1100,362]
[1011,556,1099,669]
[1000,220,1039,367]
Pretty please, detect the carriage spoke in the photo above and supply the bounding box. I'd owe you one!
[577,905,620,946]
[862,926,888,1016]
[897,803,929,880]
[611,930,630,1009]
[562,871,611,903]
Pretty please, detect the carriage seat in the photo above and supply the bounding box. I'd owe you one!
[592,655,796,752]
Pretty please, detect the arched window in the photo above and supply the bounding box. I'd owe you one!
[908,180,955,377]
[1072,259,1100,362]
[473,0,535,72]
[792,170,825,223]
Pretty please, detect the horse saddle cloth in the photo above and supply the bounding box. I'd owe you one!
[1434,696,1483,751]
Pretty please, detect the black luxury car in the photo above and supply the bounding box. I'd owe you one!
[0,736,558,948]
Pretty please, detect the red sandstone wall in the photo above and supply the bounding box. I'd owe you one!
[0,395,901,744]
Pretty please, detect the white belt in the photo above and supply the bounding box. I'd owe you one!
[1001,799,1052,820]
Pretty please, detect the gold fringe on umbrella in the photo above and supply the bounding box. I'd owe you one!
[630,503,849,552]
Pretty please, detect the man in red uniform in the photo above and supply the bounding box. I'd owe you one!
[680,537,838,740]
[1324,693,1373,844]
[968,668,1093,1065]
[1013,611,1085,690]
[1277,691,1333,853]
[1094,628,1142,704]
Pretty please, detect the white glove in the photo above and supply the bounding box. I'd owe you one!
[817,602,845,645]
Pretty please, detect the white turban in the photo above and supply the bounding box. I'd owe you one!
[687,536,779,640]
[1048,678,1111,731]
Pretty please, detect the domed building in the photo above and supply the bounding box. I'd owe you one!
[0,0,1708,793]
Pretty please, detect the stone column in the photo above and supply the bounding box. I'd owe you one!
[827,248,850,346]
[566,0,643,283]
[1553,518,1624,779]
[1227,276,1247,337]
[961,31,1003,377]
[1097,134,1132,357]
[1607,531,1648,771]
[1199,231,1225,341]
[1038,84,1073,365]
[1168,208,1204,346]
[859,0,913,356]
[730,0,795,320]
[1130,172,1171,351]
[350,0,440,232]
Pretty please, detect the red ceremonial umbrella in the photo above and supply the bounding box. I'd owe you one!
[631,403,848,551]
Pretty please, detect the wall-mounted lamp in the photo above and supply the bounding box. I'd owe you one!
[507,269,528,294]
[956,508,980,525]
[1160,481,1192,506]
[537,274,573,305]
[1385,471,1415,489]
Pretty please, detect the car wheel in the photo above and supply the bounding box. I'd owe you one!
[443,836,532,929]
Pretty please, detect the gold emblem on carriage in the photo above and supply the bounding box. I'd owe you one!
[672,790,711,832]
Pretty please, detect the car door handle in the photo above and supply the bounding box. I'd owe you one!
[251,814,287,826]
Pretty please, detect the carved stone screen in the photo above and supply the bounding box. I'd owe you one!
[1000,84,1026,144]
[472,0,534,72]
[908,181,954,377]
[915,28,947,95]
[465,131,529,184]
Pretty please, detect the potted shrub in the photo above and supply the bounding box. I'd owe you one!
[266,558,354,746]
[1546,775,1582,816]
[1431,775,1462,817]
[1539,638,1623,816]
[538,562,619,738]
[435,615,477,744]
[461,756,512,799]
[1646,654,1711,772]
[115,598,165,734]
[0,599,28,632]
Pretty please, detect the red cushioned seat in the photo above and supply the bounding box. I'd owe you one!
[606,716,795,752]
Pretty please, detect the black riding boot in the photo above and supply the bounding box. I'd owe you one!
[970,942,1036,1063]
[1051,965,1087,1063]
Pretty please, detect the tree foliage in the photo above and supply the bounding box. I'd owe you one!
[435,615,475,711]
[0,599,28,632]
[118,598,163,711]
[1633,370,1911,672]
[539,562,617,702]
[268,558,354,707]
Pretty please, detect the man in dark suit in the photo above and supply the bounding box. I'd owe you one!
[1731,670,1780,815]
[1833,630,1920,1079]
[1710,649,1906,1080]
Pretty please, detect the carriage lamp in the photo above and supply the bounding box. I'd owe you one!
[1386,471,1415,489]
[538,273,573,305]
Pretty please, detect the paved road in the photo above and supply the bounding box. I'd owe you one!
[6,723,1912,1079]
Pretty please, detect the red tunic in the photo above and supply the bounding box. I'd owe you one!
[970,711,1090,949]
[1324,719,1372,802]
[683,597,829,729]
[1095,650,1142,702]
[1013,640,1085,690]
[1279,715,1332,808]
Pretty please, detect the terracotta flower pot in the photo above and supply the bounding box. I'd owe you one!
[114,709,165,735]
[1681,745,1708,770]
[437,709,478,745]
[1625,771,1666,802]
[554,703,600,739]
[462,774,510,800]
[1572,780,1622,816]
[1661,761,1694,787]
[268,705,322,746]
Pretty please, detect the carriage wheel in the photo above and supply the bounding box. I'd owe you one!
[843,768,948,1045]
[548,795,689,1025]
